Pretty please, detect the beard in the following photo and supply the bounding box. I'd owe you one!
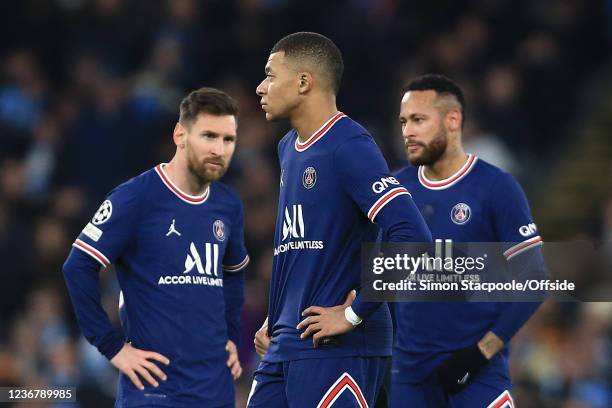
[407,127,448,166]
[185,146,228,184]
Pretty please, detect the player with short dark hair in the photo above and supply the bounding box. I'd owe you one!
[249,32,431,408]
[179,87,240,124]
[63,87,249,407]
[390,74,545,407]
[269,31,344,94]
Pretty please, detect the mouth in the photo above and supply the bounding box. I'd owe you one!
[406,143,421,153]
[204,160,224,168]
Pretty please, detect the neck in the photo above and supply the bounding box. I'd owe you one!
[291,94,338,143]
[423,143,468,181]
[164,155,209,195]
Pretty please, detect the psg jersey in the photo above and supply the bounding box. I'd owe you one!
[72,164,249,407]
[265,112,415,362]
[392,155,543,382]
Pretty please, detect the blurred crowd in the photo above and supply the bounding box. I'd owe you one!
[0,0,610,407]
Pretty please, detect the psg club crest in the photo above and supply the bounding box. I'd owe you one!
[92,200,113,225]
[302,166,317,189]
[451,203,471,225]
[213,220,226,242]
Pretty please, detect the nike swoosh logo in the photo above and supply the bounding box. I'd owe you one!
[457,372,470,384]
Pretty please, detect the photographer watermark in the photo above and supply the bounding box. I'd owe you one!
[360,240,608,302]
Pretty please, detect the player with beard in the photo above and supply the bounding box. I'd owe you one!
[63,88,249,408]
[390,74,546,407]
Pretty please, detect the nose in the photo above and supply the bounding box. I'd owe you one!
[402,123,415,140]
[210,138,224,156]
[256,79,267,96]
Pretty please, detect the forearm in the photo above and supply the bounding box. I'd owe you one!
[223,269,245,346]
[489,301,541,343]
[349,296,379,322]
[490,248,545,343]
[63,248,124,360]
[352,198,432,321]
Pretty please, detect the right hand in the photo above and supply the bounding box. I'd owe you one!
[254,318,271,357]
[110,343,170,390]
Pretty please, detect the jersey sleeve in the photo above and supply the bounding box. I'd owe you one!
[334,135,432,321]
[333,135,411,223]
[487,172,546,342]
[222,198,249,273]
[490,172,542,261]
[72,179,142,267]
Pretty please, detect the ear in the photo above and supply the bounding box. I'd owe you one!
[298,71,313,94]
[445,108,462,133]
[173,122,187,148]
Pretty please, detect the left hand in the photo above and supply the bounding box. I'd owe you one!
[254,317,271,357]
[297,290,357,347]
[225,340,242,380]
[435,344,489,394]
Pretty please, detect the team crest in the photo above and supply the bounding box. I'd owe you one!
[451,203,471,225]
[302,167,317,189]
[92,200,113,225]
[213,219,226,241]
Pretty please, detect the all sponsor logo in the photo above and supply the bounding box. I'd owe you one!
[282,205,305,241]
[158,242,223,287]
[275,204,323,256]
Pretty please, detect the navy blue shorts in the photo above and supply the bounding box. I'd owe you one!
[247,357,390,408]
[390,371,514,408]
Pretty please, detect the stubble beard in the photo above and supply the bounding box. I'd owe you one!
[407,127,448,167]
[185,148,227,185]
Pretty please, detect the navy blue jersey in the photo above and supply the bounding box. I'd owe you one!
[265,112,421,362]
[392,155,543,382]
[71,164,249,407]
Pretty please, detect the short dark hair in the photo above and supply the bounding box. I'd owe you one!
[179,87,239,127]
[271,32,344,94]
[403,74,466,125]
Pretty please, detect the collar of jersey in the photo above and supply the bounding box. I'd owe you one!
[418,154,478,190]
[155,163,210,204]
[294,111,346,152]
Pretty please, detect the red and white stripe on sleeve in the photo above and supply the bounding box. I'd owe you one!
[503,236,542,261]
[223,255,250,273]
[367,187,411,222]
[72,239,111,268]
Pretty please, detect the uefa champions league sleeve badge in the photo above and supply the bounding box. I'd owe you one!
[92,200,113,225]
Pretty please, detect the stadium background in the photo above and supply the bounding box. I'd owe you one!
[0,0,611,406]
